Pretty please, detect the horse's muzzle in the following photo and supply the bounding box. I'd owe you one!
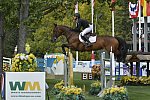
[51,39,54,42]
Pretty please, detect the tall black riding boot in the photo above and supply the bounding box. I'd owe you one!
[81,35,87,42]
[83,35,91,47]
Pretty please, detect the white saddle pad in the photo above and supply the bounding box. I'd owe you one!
[79,34,97,43]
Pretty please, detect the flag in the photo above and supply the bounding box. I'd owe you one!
[111,0,116,3]
[110,0,116,11]
[147,2,150,16]
[129,2,139,18]
[140,0,144,6]
[91,51,95,67]
[141,0,150,16]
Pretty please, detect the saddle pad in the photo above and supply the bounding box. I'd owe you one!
[79,34,97,43]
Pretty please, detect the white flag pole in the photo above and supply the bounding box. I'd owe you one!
[111,1,115,87]
[75,1,78,13]
[112,11,115,37]
[91,0,95,67]
[139,0,141,51]
[92,0,94,33]
[75,2,79,66]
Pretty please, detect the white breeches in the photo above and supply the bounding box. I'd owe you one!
[81,24,93,36]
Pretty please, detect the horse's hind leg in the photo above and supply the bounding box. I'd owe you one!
[105,47,121,62]
[114,50,122,62]
[115,50,126,62]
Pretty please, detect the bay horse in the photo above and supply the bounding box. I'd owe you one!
[51,24,128,62]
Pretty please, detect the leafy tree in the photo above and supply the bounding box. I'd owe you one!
[94,1,112,35]
[1,0,19,57]
[0,0,19,74]
[1,0,133,61]
[0,10,4,74]
[115,0,132,40]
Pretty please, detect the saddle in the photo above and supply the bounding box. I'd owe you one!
[79,33,97,44]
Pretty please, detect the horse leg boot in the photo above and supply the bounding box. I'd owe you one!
[62,44,67,55]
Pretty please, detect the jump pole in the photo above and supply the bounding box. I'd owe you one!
[64,49,74,86]
[68,49,73,86]
[98,52,109,97]
[100,52,106,90]
[110,47,115,87]
[97,52,106,97]
[64,54,68,87]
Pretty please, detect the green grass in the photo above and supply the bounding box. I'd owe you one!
[127,86,150,100]
[46,72,150,100]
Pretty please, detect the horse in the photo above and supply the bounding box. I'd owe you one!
[51,24,128,62]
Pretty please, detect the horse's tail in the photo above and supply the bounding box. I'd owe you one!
[115,37,128,62]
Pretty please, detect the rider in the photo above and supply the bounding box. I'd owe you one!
[73,13,93,47]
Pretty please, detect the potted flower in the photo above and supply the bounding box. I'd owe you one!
[89,81,101,95]
[102,86,128,100]
[11,53,37,72]
[56,85,85,100]
[52,80,64,95]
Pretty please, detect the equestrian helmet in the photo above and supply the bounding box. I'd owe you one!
[74,13,80,18]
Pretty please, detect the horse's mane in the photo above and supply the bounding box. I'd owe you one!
[59,25,80,33]
[60,25,72,30]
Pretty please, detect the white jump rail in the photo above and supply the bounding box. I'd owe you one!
[3,57,12,64]
[3,57,12,68]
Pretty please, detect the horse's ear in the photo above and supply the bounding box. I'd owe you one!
[54,23,57,27]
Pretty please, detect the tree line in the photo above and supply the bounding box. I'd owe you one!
[0,0,132,62]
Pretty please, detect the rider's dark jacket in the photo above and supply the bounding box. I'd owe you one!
[73,18,90,32]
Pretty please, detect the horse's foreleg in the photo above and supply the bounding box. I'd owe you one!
[62,44,70,55]
[62,44,67,55]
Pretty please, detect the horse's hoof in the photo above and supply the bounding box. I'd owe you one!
[116,58,126,63]
[63,52,66,55]
[116,59,121,62]
[116,58,122,62]
[122,59,126,63]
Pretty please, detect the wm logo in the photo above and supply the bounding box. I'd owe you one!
[9,81,41,91]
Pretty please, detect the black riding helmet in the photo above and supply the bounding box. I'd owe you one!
[74,13,80,18]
